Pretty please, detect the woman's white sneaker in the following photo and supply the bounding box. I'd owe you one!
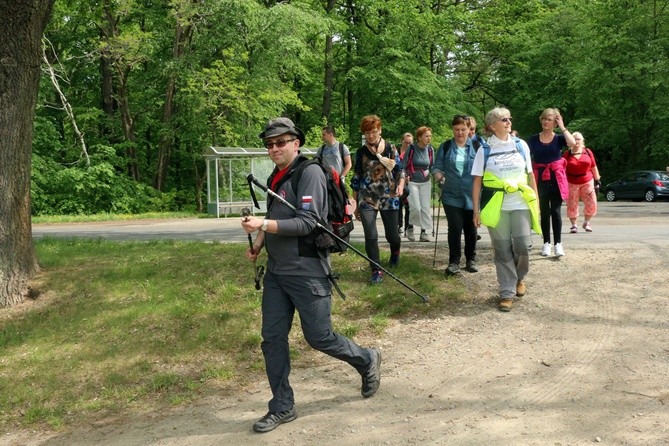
[554,243,565,257]
[541,242,552,256]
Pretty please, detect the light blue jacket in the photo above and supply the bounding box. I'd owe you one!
[432,138,477,210]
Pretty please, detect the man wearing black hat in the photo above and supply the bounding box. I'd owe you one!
[242,117,381,433]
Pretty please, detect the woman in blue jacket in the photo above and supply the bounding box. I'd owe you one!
[432,115,478,275]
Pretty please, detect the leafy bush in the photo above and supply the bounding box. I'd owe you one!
[31,145,167,215]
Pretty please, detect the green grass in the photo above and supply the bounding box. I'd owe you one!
[0,239,465,431]
[31,211,202,224]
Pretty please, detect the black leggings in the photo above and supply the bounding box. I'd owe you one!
[359,206,401,272]
[444,204,477,264]
[538,181,563,244]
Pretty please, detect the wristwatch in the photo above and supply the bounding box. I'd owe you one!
[261,219,268,232]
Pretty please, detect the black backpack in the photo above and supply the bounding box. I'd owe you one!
[291,158,354,253]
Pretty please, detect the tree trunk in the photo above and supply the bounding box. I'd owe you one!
[155,15,194,191]
[321,0,337,124]
[0,0,55,308]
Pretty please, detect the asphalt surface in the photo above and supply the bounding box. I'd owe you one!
[32,202,669,249]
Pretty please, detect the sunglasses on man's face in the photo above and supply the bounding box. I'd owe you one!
[264,138,296,150]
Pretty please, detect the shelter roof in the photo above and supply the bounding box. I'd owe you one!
[204,146,318,158]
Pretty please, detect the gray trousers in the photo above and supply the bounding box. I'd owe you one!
[261,271,372,412]
[487,209,532,299]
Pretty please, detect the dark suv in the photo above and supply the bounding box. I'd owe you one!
[604,170,669,202]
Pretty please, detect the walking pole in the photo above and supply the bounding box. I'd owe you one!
[431,177,436,237]
[432,200,441,268]
[247,174,429,303]
[241,207,264,290]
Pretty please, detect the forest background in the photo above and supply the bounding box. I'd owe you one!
[33,0,669,215]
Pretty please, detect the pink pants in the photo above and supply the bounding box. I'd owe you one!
[566,181,597,219]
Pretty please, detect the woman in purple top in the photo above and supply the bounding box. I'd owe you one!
[527,108,575,258]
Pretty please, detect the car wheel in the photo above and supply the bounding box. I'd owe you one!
[644,189,657,202]
[605,190,617,202]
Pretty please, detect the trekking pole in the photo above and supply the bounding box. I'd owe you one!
[241,207,264,290]
[431,178,436,237]
[247,174,429,303]
[432,199,441,268]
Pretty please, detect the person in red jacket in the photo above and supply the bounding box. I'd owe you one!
[563,132,602,233]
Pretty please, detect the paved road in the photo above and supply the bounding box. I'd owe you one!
[33,202,669,249]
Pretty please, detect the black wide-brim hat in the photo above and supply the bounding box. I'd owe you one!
[259,117,305,146]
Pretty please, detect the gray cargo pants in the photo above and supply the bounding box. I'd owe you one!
[261,271,372,413]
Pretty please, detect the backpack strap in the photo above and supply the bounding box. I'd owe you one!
[482,138,522,170]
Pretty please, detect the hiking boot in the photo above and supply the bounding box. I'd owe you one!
[541,242,552,256]
[371,270,383,284]
[498,298,513,312]
[445,263,460,275]
[406,227,415,242]
[465,260,478,273]
[361,348,382,398]
[554,243,565,257]
[390,250,400,267]
[569,224,578,234]
[583,221,593,232]
[516,280,526,297]
[419,231,430,242]
[253,407,297,433]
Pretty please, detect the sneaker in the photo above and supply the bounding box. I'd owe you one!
[554,243,565,257]
[406,227,415,242]
[445,263,460,275]
[390,250,400,267]
[419,231,430,242]
[465,260,478,273]
[371,270,383,284]
[583,222,593,232]
[253,407,297,433]
[541,242,552,256]
[570,224,578,234]
[516,280,526,297]
[361,348,382,398]
[498,298,513,312]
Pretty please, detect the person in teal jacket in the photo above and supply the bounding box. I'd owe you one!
[432,115,479,275]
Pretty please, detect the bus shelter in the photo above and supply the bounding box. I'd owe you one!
[203,146,317,217]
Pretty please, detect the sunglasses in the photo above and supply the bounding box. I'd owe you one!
[454,114,470,120]
[500,117,513,123]
[264,138,296,150]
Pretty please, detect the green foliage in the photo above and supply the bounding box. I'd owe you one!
[33,0,669,215]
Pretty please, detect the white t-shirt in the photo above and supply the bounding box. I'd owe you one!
[471,135,533,211]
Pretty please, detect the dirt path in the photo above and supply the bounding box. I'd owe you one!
[11,210,669,445]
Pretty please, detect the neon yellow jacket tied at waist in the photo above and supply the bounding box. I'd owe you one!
[480,171,542,234]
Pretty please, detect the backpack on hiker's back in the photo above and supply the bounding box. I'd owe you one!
[291,157,355,253]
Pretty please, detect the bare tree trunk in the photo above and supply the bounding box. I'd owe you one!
[117,70,140,181]
[0,0,55,308]
[155,11,194,191]
[321,0,337,124]
[101,0,140,181]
